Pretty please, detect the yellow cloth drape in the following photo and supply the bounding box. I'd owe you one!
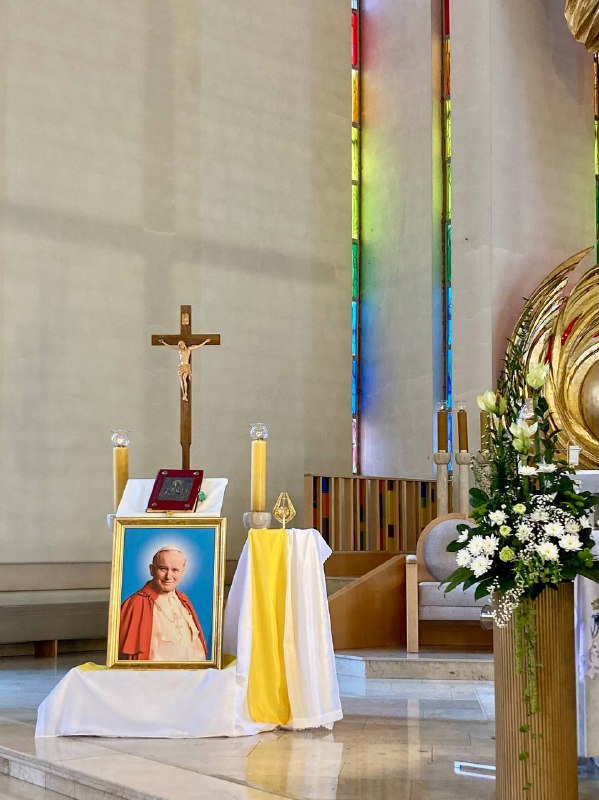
[247,529,291,725]
[77,662,106,671]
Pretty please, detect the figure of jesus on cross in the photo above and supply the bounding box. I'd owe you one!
[152,306,221,469]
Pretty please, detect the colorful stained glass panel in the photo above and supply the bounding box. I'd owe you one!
[352,301,358,356]
[352,11,358,67]
[352,69,359,124]
[352,183,359,239]
[352,242,359,297]
[444,99,451,158]
[352,126,360,182]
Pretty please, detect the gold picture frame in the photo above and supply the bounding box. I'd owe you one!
[107,517,226,669]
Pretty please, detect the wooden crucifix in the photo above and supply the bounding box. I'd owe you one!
[152,305,221,469]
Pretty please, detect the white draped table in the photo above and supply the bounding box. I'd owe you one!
[36,528,342,738]
[576,530,599,758]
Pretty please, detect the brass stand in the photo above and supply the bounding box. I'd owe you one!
[494,584,578,799]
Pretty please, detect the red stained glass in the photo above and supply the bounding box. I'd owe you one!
[443,0,450,37]
[352,11,359,67]
[561,315,581,345]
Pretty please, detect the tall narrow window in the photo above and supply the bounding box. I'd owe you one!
[595,55,599,257]
[441,0,452,452]
[351,0,361,473]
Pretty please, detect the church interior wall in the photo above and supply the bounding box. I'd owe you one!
[452,0,595,450]
[0,0,351,562]
[359,0,438,480]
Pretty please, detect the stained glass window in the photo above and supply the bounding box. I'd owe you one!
[351,1,361,473]
[442,1,452,454]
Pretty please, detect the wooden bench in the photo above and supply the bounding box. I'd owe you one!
[0,563,111,657]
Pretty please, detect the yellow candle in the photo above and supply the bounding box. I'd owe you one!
[437,409,448,452]
[457,409,468,452]
[113,447,129,511]
[250,439,267,511]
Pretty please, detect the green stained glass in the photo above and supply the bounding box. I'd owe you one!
[352,184,359,239]
[446,161,452,221]
[445,99,451,159]
[352,126,360,183]
[352,242,359,298]
[595,119,598,175]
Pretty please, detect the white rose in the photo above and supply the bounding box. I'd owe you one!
[513,503,527,515]
[456,549,471,568]
[499,525,512,537]
[558,534,582,552]
[536,541,560,561]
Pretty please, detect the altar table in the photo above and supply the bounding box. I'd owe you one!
[35,528,342,738]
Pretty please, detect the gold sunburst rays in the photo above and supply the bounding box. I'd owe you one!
[508,247,599,468]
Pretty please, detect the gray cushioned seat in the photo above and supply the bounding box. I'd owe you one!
[422,517,476,581]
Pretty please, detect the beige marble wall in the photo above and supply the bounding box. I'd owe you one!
[359,1,440,479]
[452,0,595,450]
[0,0,350,561]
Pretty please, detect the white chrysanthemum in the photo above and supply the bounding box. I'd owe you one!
[468,535,486,555]
[537,462,557,474]
[481,535,500,555]
[456,549,471,568]
[564,519,580,534]
[536,541,560,561]
[580,515,592,529]
[543,521,564,538]
[559,534,582,552]
[489,510,507,526]
[515,523,533,542]
[530,509,549,523]
[457,530,469,543]
[470,555,492,578]
[519,465,537,476]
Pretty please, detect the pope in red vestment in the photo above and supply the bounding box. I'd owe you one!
[119,547,208,661]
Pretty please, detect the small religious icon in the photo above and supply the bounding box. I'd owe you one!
[273,492,296,529]
[159,339,211,402]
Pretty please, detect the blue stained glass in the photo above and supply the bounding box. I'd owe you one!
[446,348,453,410]
[352,301,358,356]
[447,315,452,347]
[447,412,453,454]
[322,477,330,493]
[351,359,358,415]
[351,0,358,9]
[447,285,452,320]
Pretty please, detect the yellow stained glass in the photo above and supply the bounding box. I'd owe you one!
[352,69,359,124]
[445,99,451,159]
[352,183,359,239]
[352,126,360,183]
[443,39,450,97]
[446,162,452,221]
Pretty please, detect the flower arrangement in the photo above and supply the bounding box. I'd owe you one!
[443,318,598,783]
[444,324,599,621]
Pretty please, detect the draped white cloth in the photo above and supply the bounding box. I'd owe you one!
[35,528,342,738]
[576,530,599,757]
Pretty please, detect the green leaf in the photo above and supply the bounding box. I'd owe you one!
[475,581,491,601]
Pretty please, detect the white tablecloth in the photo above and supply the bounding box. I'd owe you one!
[35,528,342,738]
[576,531,599,757]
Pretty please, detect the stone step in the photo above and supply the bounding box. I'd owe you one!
[325,576,355,596]
[0,745,150,800]
[335,649,494,681]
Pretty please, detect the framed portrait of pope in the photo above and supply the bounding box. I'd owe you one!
[107,518,226,669]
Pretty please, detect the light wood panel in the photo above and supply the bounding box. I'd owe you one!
[328,556,406,650]
[305,474,445,553]
[494,584,577,800]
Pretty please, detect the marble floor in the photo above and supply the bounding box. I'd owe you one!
[0,654,598,800]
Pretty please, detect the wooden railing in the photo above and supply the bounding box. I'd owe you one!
[305,474,452,552]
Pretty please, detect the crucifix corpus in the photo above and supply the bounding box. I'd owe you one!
[151,305,221,469]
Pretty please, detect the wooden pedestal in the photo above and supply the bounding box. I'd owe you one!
[494,583,577,800]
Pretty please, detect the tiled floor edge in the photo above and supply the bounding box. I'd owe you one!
[0,743,163,800]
